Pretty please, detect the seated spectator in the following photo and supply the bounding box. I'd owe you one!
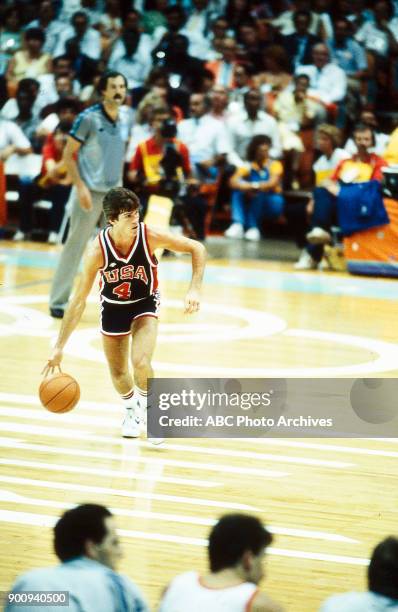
[206,37,239,88]
[0,114,32,165]
[36,97,81,140]
[159,513,283,612]
[320,536,398,611]
[6,27,52,89]
[108,9,152,89]
[236,19,265,68]
[152,4,209,61]
[305,124,386,266]
[53,11,101,61]
[97,0,122,56]
[294,124,349,269]
[272,0,323,36]
[177,92,230,182]
[355,0,398,59]
[226,134,284,241]
[0,6,22,60]
[209,84,233,124]
[5,503,148,612]
[152,33,205,115]
[253,45,293,94]
[225,0,251,32]
[13,121,72,243]
[329,17,369,120]
[128,107,206,238]
[296,43,347,107]
[1,77,40,123]
[345,110,390,156]
[12,79,41,148]
[24,1,64,57]
[281,9,321,70]
[228,63,253,115]
[274,74,326,189]
[313,0,334,40]
[184,0,216,55]
[140,0,168,36]
[227,88,282,167]
[36,55,81,110]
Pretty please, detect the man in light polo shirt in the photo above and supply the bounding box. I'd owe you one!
[49,71,132,318]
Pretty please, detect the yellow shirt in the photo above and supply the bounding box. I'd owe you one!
[384,127,398,165]
[233,160,283,193]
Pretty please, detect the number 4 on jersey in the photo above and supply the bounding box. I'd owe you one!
[113,282,131,300]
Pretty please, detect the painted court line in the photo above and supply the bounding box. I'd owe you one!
[0,475,261,512]
[0,508,368,566]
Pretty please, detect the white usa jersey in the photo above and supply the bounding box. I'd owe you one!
[159,571,258,612]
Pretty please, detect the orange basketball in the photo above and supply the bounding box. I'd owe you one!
[39,372,80,413]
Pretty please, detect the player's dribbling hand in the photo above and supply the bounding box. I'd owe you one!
[78,184,93,211]
[184,290,200,314]
[42,348,63,376]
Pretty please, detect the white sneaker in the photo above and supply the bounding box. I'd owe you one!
[224,223,244,238]
[294,249,318,270]
[306,227,332,245]
[244,227,261,241]
[48,231,58,244]
[13,230,25,241]
[122,407,141,438]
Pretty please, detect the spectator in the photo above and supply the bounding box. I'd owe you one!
[177,92,230,183]
[12,79,41,147]
[228,63,253,114]
[313,0,334,40]
[36,97,81,140]
[141,0,168,36]
[282,10,321,70]
[0,6,22,59]
[6,27,52,88]
[253,45,293,94]
[329,16,368,120]
[272,0,322,36]
[227,88,282,167]
[36,55,81,110]
[383,125,398,164]
[209,84,232,123]
[108,9,152,89]
[296,43,347,106]
[98,0,122,56]
[5,503,148,612]
[345,110,390,156]
[24,1,64,57]
[0,115,32,164]
[160,513,283,612]
[355,0,398,59]
[305,124,387,265]
[236,20,264,67]
[320,536,398,611]
[206,36,239,88]
[184,0,215,54]
[1,77,40,122]
[225,0,251,32]
[49,71,132,319]
[152,4,209,61]
[225,134,284,241]
[53,11,101,61]
[294,123,349,269]
[13,121,72,243]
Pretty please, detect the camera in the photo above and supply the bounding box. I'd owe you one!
[160,119,177,139]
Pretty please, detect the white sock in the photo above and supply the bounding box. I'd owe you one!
[135,386,148,411]
[120,388,138,411]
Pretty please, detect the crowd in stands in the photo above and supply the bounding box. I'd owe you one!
[6,504,398,611]
[1,0,398,269]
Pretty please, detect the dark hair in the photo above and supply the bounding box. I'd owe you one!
[25,27,45,44]
[55,119,73,134]
[368,537,398,600]
[54,504,112,562]
[97,71,128,94]
[293,9,311,22]
[53,55,72,66]
[17,78,39,94]
[246,135,272,161]
[55,97,81,113]
[209,514,272,572]
[103,187,140,221]
[353,122,376,146]
[71,10,88,24]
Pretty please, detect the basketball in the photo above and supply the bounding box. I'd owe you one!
[39,372,80,413]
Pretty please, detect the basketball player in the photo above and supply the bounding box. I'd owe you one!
[159,513,284,611]
[43,187,206,439]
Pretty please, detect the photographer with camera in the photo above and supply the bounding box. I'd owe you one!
[128,107,206,239]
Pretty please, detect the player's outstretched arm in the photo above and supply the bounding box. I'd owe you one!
[42,239,103,375]
[147,228,207,314]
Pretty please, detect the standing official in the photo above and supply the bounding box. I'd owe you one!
[49,71,132,318]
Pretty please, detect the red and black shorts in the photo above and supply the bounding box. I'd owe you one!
[100,291,160,336]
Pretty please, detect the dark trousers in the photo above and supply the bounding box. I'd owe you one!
[19,178,71,234]
[307,187,337,262]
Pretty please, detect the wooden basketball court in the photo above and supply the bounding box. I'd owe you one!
[1,238,398,611]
